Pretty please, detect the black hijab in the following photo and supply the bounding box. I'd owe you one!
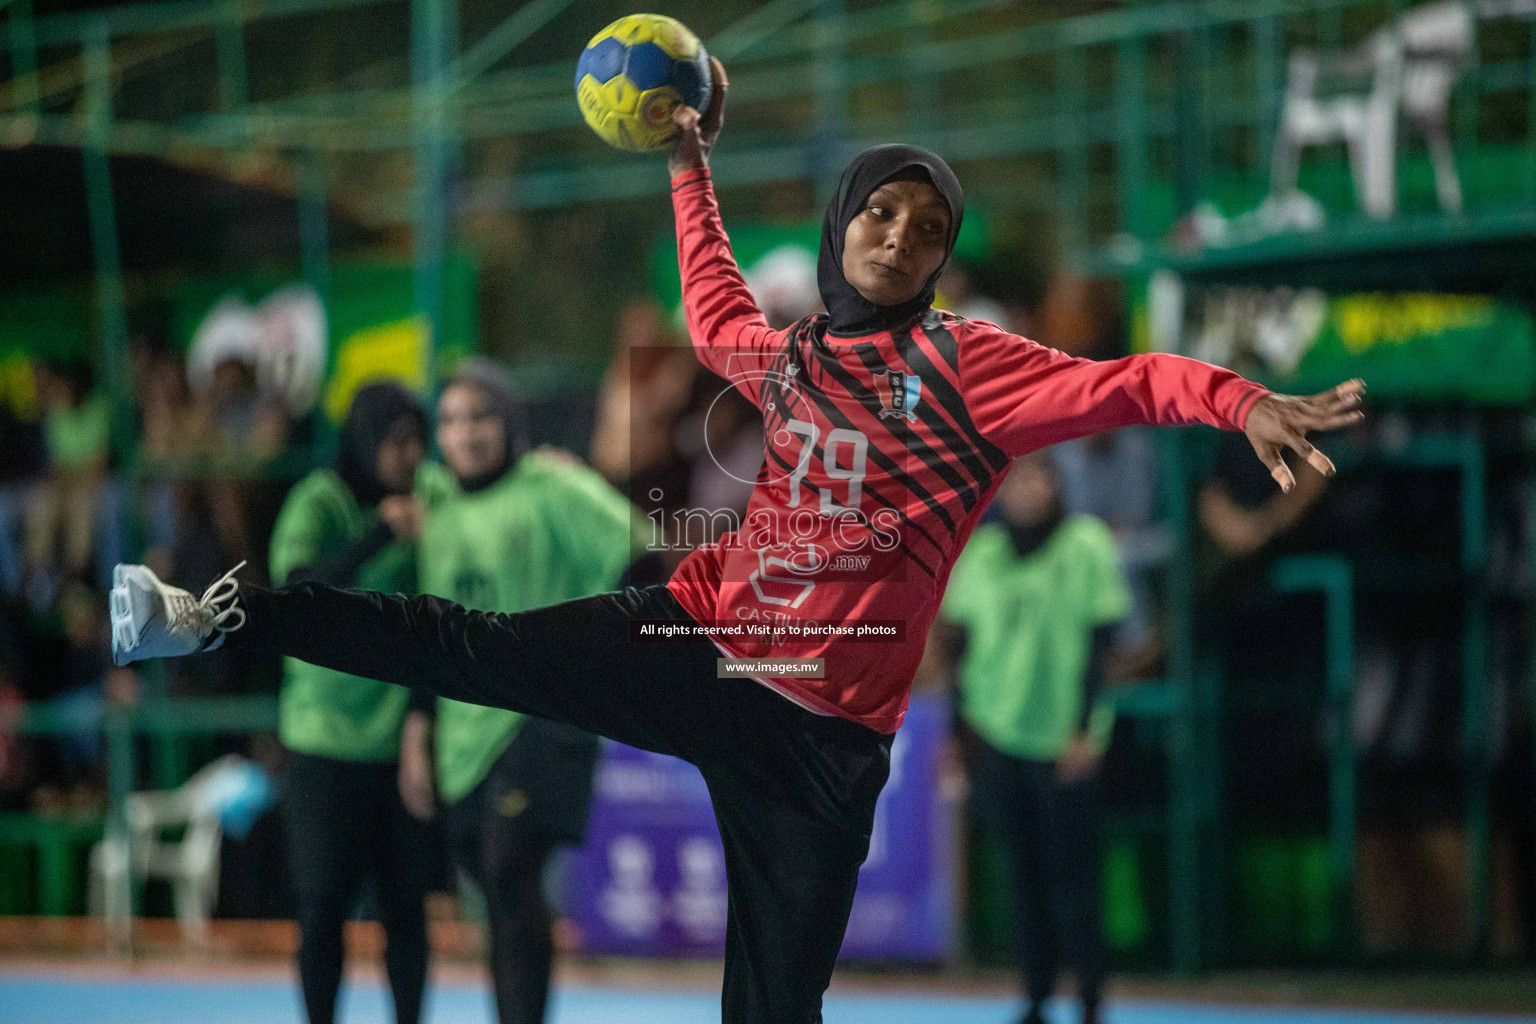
[817,144,964,337]
[999,454,1066,558]
[445,357,529,494]
[336,381,427,507]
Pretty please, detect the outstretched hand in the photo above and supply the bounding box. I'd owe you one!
[1243,379,1365,492]
[668,56,728,177]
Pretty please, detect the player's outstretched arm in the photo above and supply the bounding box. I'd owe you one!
[666,59,776,386]
[954,322,1362,477]
[1240,380,1365,492]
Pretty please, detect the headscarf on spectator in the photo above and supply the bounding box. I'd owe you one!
[444,357,528,494]
[335,381,427,507]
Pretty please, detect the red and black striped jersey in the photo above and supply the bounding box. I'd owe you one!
[665,167,1269,733]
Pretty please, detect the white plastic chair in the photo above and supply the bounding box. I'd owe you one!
[1398,0,1475,214]
[1271,1,1474,219]
[89,754,245,946]
[1271,27,1404,219]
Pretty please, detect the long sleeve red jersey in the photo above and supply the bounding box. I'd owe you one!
[664,167,1269,733]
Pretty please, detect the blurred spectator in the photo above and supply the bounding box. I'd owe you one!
[193,355,290,469]
[1034,273,1123,358]
[1052,429,1168,676]
[0,391,47,596]
[0,386,45,474]
[23,361,110,600]
[936,453,1129,1024]
[1037,273,1168,676]
[743,244,820,329]
[135,340,201,468]
[679,385,762,530]
[0,662,25,810]
[1198,432,1331,828]
[589,300,696,518]
[130,342,296,696]
[270,381,440,1024]
[183,355,293,576]
[408,361,642,1024]
[27,580,137,817]
[131,340,198,580]
[938,260,1008,326]
[1199,431,1327,572]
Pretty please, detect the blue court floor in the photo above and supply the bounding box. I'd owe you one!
[2,972,1533,1024]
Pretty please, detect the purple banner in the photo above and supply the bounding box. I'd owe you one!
[568,693,953,961]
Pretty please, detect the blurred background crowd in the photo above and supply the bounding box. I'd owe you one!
[3,258,1532,968]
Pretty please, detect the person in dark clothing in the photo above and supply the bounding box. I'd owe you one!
[109,59,1362,1024]
[399,360,653,1024]
[1198,429,1333,824]
[936,452,1129,1024]
[269,382,452,1024]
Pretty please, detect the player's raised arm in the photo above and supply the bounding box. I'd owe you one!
[667,59,777,383]
[954,320,1364,491]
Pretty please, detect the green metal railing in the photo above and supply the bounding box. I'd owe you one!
[1270,553,1356,956]
[0,0,1529,359]
[1157,426,1498,969]
[3,697,278,933]
[3,1,1531,214]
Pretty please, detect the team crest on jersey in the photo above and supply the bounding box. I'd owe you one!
[876,370,922,422]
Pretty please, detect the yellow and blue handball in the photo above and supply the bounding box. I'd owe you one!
[575,14,712,152]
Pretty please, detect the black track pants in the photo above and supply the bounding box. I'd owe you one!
[440,716,600,1024]
[972,741,1105,1017]
[283,750,431,1024]
[235,581,892,1024]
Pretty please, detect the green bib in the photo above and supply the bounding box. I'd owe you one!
[941,516,1130,761]
[420,451,646,803]
[274,463,454,762]
[46,392,110,468]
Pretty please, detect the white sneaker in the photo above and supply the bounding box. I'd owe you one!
[110,561,248,667]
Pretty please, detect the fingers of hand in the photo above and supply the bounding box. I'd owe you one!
[1292,401,1363,432]
[1295,387,1363,432]
[672,105,700,131]
[1286,431,1336,477]
[1307,448,1336,476]
[1310,378,1364,403]
[1299,379,1361,414]
[1309,409,1366,431]
[1271,417,1337,478]
[1315,390,1362,415]
[1300,391,1355,418]
[1258,441,1295,492]
[700,57,727,134]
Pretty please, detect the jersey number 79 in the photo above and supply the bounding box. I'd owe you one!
[784,419,869,516]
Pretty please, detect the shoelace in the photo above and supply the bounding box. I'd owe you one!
[200,561,248,637]
[165,561,248,640]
